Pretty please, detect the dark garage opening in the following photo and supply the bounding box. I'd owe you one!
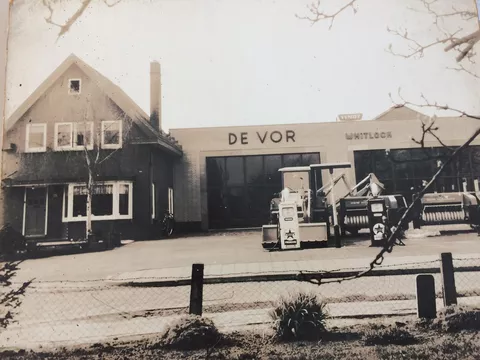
[206,152,321,229]
[354,146,480,202]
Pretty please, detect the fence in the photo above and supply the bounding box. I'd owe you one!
[0,252,479,349]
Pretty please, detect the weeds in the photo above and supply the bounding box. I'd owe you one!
[270,291,329,342]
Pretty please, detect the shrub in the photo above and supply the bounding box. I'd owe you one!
[363,326,417,346]
[269,291,329,342]
[436,305,480,333]
[158,315,222,350]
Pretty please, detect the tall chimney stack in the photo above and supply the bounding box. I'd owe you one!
[150,61,161,131]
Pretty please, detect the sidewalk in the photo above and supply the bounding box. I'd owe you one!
[105,252,480,284]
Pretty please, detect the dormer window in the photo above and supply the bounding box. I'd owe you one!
[68,79,81,95]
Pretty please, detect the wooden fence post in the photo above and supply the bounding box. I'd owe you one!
[416,274,436,319]
[440,252,457,307]
[189,263,204,316]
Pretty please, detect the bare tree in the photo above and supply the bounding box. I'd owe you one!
[295,0,480,279]
[298,0,480,71]
[68,105,132,240]
[297,0,480,151]
[39,0,124,40]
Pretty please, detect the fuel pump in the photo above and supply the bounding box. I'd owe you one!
[367,197,388,247]
[278,201,301,250]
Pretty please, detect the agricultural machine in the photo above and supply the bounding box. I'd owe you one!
[338,173,409,237]
[411,191,480,230]
[262,163,410,250]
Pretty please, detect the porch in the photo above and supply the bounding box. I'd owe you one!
[3,180,136,246]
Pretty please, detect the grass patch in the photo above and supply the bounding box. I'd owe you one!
[270,291,329,342]
[363,325,418,346]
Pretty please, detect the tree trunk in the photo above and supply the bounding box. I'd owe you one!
[86,172,93,239]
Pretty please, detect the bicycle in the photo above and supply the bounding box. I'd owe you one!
[162,210,175,237]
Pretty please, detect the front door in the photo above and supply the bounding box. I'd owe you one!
[24,187,48,237]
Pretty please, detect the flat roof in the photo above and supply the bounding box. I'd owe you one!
[310,162,352,170]
[278,166,311,172]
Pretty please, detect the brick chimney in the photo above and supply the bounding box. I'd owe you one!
[150,61,161,131]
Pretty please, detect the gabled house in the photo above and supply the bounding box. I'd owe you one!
[1,54,182,243]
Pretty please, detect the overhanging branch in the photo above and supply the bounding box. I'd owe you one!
[296,0,359,28]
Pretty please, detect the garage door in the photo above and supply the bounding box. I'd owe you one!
[206,152,321,229]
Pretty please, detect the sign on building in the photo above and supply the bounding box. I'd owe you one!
[336,113,363,122]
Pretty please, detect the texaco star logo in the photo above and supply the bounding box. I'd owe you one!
[285,230,295,239]
[373,223,385,234]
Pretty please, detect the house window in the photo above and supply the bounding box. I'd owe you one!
[91,184,114,216]
[151,183,156,219]
[119,184,130,216]
[73,122,93,150]
[101,120,122,149]
[55,123,73,150]
[26,123,47,152]
[72,185,88,217]
[63,181,133,222]
[168,187,174,214]
[69,79,81,94]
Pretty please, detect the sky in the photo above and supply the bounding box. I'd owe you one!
[4,0,480,132]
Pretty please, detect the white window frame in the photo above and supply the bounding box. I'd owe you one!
[151,183,156,220]
[101,120,123,149]
[25,123,47,153]
[73,121,94,150]
[62,181,133,222]
[54,122,74,150]
[168,187,174,214]
[68,78,82,95]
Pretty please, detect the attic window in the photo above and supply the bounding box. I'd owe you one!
[69,79,81,94]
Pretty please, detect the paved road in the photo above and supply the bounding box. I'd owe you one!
[1,227,480,350]
[8,226,480,283]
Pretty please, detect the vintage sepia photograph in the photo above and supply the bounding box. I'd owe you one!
[0,0,480,358]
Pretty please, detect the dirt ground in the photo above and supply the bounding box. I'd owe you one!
[1,320,480,360]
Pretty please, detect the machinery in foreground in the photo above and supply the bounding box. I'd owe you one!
[262,162,352,250]
[411,191,480,230]
[337,173,409,237]
[262,163,410,250]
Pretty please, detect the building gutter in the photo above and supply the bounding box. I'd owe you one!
[131,140,183,157]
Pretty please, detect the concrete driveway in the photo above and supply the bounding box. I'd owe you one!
[8,226,480,283]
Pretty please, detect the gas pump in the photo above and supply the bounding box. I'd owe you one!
[367,197,388,247]
[278,201,301,250]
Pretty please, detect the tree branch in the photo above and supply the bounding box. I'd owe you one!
[447,61,480,79]
[390,88,480,120]
[42,0,93,39]
[386,26,463,59]
[387,0,480,62]
[103,0,122,7]
[411,0,476,22]
[41,0,124,40]
[296,0,359,29]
